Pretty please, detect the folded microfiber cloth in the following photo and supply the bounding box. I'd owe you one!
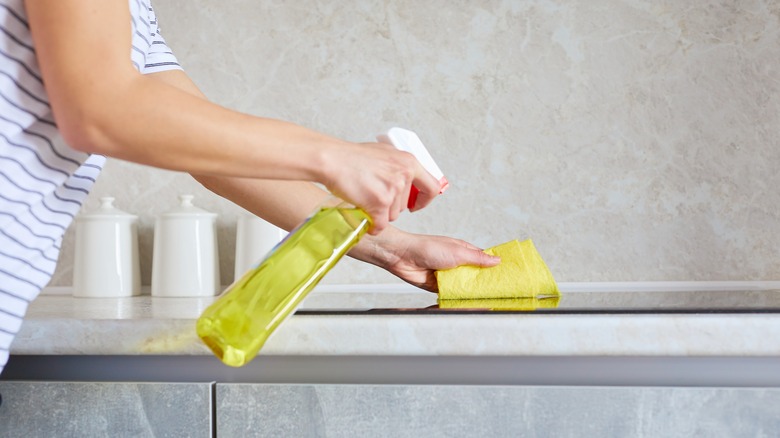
[435,239,559,300]
[438,296,560,311]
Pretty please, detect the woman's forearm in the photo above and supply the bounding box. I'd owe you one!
[78,77,350,182]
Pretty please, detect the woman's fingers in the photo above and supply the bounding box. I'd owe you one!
[408,168,441,211]
[325,142,444,234]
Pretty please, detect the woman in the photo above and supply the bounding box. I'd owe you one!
[0,0,499,374]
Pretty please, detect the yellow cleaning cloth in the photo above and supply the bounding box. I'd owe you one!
[435,239,559,300]
[438,296,560,311]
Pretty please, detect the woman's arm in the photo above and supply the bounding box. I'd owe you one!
[25,0,439,233]
[141,66,330,230]
[146,69,500,292]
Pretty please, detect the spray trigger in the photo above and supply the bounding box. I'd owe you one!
[376,127,449,209]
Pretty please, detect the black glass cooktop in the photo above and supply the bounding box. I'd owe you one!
[296,288,780,314]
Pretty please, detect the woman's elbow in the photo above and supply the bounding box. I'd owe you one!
[55,108,115,155]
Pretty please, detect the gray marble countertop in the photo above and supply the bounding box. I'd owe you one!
[12,282,780,358]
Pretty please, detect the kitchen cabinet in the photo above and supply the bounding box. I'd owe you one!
[2,381,777,437]
[0,381,211,437]
[215,384,780,437]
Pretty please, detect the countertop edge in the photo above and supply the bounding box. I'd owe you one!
[12,312,780,357]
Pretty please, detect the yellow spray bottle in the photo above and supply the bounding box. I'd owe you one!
[196,128,448,367]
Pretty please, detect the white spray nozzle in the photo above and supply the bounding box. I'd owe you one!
[377,127,449,208]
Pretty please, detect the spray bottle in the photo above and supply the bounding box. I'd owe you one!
[196,128,448,367]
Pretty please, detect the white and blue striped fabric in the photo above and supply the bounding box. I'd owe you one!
[0,0,181,374]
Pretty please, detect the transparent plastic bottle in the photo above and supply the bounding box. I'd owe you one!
[196,198,371,367]
[197,128,446,367]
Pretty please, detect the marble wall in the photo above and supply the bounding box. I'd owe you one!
[49,0,780,287]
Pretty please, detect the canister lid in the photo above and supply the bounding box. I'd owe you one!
[77,197,137,222]
[161,194,218,218]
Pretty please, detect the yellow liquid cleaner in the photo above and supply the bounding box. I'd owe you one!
[196,205,371,367]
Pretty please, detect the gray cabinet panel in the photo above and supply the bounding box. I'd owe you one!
[0,381,211,438]
[216,384,780,438]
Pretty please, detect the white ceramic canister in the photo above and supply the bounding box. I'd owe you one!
[151,195,220,297]
[73,197,141,298]
[234,213,287,281]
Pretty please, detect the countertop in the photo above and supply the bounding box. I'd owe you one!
[12,282,780,357]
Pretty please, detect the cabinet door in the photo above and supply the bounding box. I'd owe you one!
[216,383,780,437]
[0,381,212,437]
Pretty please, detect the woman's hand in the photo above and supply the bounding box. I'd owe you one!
[350,227,501,292]
[319,142,441,235]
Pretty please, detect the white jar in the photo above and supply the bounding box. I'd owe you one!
[151,195,220,297]
[73,197,141,298]
[234,213,286,282]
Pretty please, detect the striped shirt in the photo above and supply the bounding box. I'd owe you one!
[0,0,181,374]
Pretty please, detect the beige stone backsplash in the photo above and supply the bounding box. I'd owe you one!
[49,0,780,287]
